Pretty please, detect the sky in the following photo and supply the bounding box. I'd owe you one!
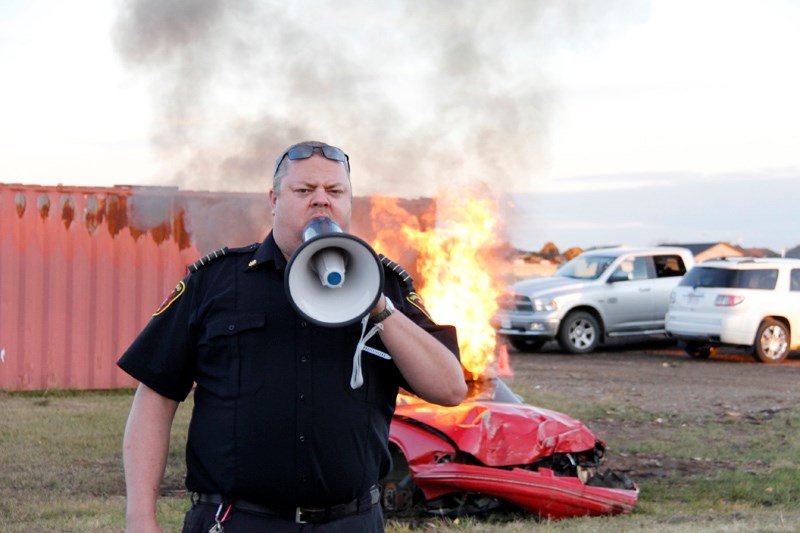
[1,0,799,253]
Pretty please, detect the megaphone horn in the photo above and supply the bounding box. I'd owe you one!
[285,217,384,327]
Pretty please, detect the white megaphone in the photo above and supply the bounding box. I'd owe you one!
[285,217,384,327]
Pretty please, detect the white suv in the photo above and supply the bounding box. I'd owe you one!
[666,257,800,363]
[492,247,694,354]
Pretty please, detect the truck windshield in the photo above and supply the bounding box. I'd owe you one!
[556,255,615,280]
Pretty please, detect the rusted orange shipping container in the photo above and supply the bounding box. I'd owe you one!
[0,183,432,391]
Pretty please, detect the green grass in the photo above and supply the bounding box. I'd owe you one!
[2,388,800,532]
[0,391,191,532]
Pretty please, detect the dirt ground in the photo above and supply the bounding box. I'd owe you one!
[503,340,800,481]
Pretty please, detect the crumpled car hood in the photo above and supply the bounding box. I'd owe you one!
[388,379,638,520]
[395,382,599,466]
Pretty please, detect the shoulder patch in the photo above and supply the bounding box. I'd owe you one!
[379,254,413,283]
[407,291,432,320]
[189,247,229,273]
[153,281,186,317]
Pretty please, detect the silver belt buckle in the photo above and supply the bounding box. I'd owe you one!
[295,507,306,524]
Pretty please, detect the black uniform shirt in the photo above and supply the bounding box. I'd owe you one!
[118,232,459,507]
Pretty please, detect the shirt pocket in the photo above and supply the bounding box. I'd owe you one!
[199,313,266,398]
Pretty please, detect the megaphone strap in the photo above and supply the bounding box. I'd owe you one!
[350,315,391,389]
[361,345,391,360]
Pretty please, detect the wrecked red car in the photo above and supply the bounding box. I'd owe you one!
[381,378,638,520]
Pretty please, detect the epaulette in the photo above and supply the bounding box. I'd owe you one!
[189,247,229,273]
[379,254,413,283]
[188,243,260,272]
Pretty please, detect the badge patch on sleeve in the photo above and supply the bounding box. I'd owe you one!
[407,292,432,320]
[153,281,186,316]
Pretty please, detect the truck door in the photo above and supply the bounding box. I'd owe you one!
[602,256,657,332]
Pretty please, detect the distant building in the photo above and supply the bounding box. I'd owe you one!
[738,247,781,258]
[663,243,743,262]
[663,242,780,262]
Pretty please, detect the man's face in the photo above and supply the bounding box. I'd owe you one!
[269,155,353,259]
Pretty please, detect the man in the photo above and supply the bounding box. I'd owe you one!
[118,141,467,532]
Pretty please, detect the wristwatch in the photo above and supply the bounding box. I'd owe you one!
[371,296,395,324]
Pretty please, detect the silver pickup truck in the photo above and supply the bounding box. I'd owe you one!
[492,246,695,354]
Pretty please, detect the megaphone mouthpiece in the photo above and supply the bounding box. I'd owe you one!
[303,217,343,241]
[313,249,346,288]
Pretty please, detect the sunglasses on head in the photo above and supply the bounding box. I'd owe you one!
[274,144,350,176]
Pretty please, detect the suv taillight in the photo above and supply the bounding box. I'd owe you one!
[715,294,744,307]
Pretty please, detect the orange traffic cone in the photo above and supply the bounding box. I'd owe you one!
[496,342,513,377]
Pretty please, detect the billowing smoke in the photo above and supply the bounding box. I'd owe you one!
[113,0,645,197]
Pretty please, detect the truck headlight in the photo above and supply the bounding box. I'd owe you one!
[533,298,557,312]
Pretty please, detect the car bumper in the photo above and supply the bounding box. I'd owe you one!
[412,462,639,519]
[665,312,756,346]
[491,311,560,339]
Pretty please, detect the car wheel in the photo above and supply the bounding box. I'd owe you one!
[753,319,790,364]
[508,337,545,353]
[380,447,418,517]
[558,311,600,354]
[684,343,718,359]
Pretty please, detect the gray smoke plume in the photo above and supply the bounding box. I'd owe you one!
[114,0,646,197]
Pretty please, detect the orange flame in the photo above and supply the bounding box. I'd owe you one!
[370,194,507,380]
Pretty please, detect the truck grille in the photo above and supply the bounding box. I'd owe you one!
[499,293,533,312]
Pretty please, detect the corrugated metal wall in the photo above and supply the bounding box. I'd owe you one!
[0,183,432,391]
[1,185,203,390]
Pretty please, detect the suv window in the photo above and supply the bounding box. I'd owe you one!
[792,269,800,292]
[679,267,778,290]
[654,255,688,278]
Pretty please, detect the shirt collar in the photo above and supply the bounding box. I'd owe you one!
[246,231,288,271]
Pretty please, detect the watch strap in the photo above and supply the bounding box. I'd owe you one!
[371,296,395,324]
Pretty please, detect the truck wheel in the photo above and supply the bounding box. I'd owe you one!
[558,311,600,354]
[753,319,789,363]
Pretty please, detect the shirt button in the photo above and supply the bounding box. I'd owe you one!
[299,393,305,401]
[298,435,305,442]
[227,324,235,331]
[300,356,308,363]
[300,321,308,328]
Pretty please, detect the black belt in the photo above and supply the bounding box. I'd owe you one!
[197,485,380,524]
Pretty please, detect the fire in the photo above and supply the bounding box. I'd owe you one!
[370,194,506,380]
